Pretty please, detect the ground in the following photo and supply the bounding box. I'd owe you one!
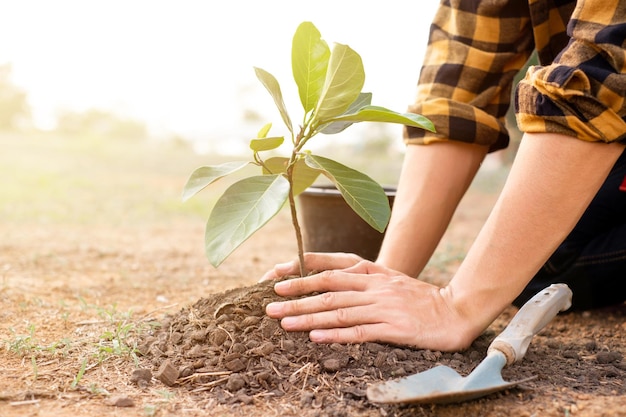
[1,134,625,417]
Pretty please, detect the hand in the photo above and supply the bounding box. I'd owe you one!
[265,259,480,351]
[259,252,364,281]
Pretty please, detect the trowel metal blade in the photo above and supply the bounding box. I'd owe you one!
[367,351,536,404]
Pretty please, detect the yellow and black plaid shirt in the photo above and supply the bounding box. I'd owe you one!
[405,0,626,152]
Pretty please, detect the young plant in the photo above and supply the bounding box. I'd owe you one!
[183,21,434,276]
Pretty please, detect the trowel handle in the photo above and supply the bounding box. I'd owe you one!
[487,283,572,366]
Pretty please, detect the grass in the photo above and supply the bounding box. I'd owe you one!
[0,130,512,416]
[0,132,230,225]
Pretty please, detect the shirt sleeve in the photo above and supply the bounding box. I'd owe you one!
[516,0,626,143]
[404,0,535,152]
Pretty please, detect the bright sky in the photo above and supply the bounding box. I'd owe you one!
[0,1,438,140]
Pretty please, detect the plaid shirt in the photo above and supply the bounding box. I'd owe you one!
[405,0,626,152]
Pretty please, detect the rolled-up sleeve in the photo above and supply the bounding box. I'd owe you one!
[516,0,626,143]
[405,0,535,152]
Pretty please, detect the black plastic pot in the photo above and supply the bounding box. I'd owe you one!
[297,185,396,261]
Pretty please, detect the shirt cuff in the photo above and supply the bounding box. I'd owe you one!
[516,64,626,143]
[403,98,510,152]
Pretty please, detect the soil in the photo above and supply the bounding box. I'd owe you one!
[1,138,625,417]
[137,281,626,417]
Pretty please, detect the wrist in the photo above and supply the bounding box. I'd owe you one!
[438,284,503,348]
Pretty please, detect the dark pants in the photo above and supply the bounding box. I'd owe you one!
[513,147,626,310]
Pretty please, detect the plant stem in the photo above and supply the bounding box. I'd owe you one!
[287,177,306,278]
[287,126,308,277]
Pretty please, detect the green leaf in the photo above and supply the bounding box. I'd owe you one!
[292,21,330,114]
[320,92,372,134]
[257,122,272,138]
[327,105,436,132]
[262,157,321,195]
[262,156,289,175]
[304,154,390,232]
[182,161,250,202]
[250,136,284,152]
[254,67,294,134]
[291,159,321,195]
[313,43,365,121]
[205,175,290,267]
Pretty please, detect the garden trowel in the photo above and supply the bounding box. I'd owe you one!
[367,283,572,404]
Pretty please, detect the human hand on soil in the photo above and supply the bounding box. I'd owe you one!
[259,252,364,281]
[265,259,480,351]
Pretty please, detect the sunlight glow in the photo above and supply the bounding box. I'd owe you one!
[0,1,437,141]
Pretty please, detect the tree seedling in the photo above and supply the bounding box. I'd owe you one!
[183,21,434,276]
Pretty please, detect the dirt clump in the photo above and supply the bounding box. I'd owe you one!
[137,280,626,416]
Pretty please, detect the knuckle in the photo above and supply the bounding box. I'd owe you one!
[351,325,369,342]
[319,269,337,284]
[284,298,302,315]
[319,292,335,309]
[301,313,317,329]
[334,307,351,326]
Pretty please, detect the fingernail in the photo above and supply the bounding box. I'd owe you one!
[273,280,289,293]
[265,302,281,317]
[309,330,327,342]
[275,261,293,273]
[280,316,297,329]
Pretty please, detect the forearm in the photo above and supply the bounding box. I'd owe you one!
[445,133,625,338]
[377,141,487,277]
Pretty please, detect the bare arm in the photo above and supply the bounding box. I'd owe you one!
[261,140,487,281]
[445,133,625,339]
[377,141,487,277]
[266,133,624,350]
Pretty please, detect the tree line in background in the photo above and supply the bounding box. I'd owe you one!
[0,63,147,140]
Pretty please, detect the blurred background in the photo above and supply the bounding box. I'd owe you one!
[0,1,439,153]
[0,0,516,237]
[0,0,512,322]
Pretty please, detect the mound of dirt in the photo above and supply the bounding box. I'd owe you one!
[137,280,626,417]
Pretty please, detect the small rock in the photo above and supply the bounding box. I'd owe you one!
[208,328,229,346]
[225,373,246,392]
[282,339,296,352]
[365,343,386,353]
[179,365,194,378]
[185,344,205,358]
[155,359,179,386]
[105,395,135,407]
[231,342,247,354]
[225,358,247,372]
[251,341,274,356]
[136,337,156,356]
[129,368,152,387]
[392,348,408,361]
[320,355,348,372]
[596,351,623,364]
[562,350,580,360]
[240,316,262,328]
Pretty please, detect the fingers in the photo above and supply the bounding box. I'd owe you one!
[302,252,364,271]
[266,290,372,318]
[272,268,374,297]
[259,252,363,282]
[309,324,393,344]
[259,260,299,282]
[274,300,401,345]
